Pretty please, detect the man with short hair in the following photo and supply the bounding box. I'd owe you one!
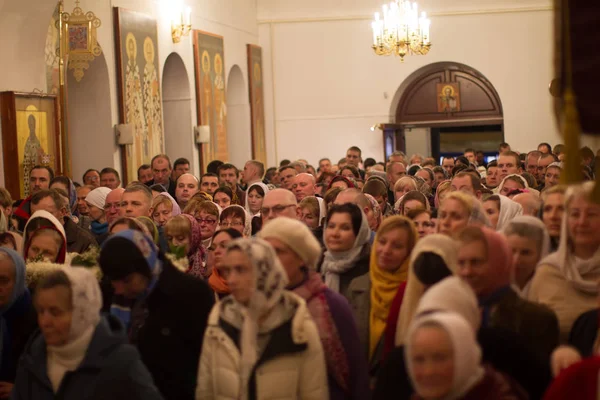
[387,162,406,186]
[76,185,94,216]
[278,165,298,191]
[334,188,378,235]
[346,146,366,178]
[441,157,455,176]
[416,168,434,188]
[289,161,306,174]
[217,163,245,205]
[261,189,298,224]
[292,173,316,202]
[536,153,557,183]
[409,154,424,165]
[100,168,121,190]
[199,173,219,195]
[175,173,199,208]
[581,146,595,167]
[497,151,522,182]
[463,148,476,165]
[172,157,190,181]
[538,142,552,154]
[388,151,407,166]
[82,169,101,188]
[485,160,499,188]
[499,142,511,153]
[14,166,55,232]
[553,144,565,161]
[243,160,264,186]
[104,188,125,224]
[513,192,542,216]
[121,184,152,217]
[318,158,332,173]
[475,151,487,168]
[145,154,176,198]
[526,151,542,177]
[451,172,482,199]
[30,189,97,253]
[137,164,153,184]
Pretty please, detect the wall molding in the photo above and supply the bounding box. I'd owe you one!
[277,113,391,122]
[257,6,551,25]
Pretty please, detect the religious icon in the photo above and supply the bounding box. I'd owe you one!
[437,82,461,112]
[213,53,228,159]
[142,36,163,161]
[125,32,147,169]
[247,44,267,164]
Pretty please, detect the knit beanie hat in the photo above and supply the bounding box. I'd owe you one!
[99,231,156,280]
[258,217,322,270]
[85,187,111,210]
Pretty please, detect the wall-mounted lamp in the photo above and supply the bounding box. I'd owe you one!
[370,123,383,131]
[172,5,192,43]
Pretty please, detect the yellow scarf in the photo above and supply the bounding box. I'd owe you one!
[369,247,410,359]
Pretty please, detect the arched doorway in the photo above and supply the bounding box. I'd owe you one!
[226,65,251,167]
[162,53,196,175]
[388,62,504,162]
[67,51,114,183]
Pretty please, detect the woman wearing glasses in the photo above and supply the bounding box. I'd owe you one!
[219,205,252,237]
[183,199,220,249]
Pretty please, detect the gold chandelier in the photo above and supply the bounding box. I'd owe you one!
[371,0,431,62]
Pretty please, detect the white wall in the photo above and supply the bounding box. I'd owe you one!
[258,0,565,166]
[227,65,253,167]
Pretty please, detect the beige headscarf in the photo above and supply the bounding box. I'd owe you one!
[495,195,524,231]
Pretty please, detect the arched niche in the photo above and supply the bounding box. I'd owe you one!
[391,62,503,126]
[226,64,251,167]
[67,50,114,183]
[161,52,196,174]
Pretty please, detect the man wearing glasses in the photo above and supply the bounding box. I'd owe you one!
[261,189,299,224]
[104,188,126,224]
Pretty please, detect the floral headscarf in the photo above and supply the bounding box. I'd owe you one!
[180,213,207,278]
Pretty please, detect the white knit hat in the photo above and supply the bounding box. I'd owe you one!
[258,217,322,269]
[85,187,111,210]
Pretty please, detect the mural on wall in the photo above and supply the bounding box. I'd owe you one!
[45,3,61,95]
[114,8,164,183]
[247,44,266,164]
[193,30,228,170]
[437,82,461,113]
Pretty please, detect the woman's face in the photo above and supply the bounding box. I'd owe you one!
[213,192,231,209]
[264,237,305,286]
[247,189,263,214]
[434,172,446,188]
[457,239,492,297]
[403,199,424,216]
[35,286,73,346]
[210,232,233,274]
[152,203,172,227]
[410,325,455,399]
[375,228,410,272]
[325,212,357,252]
[86,204,105,222]
[413,213,433,238]
[341,169,355,179]
[395,185,415,202]
[500,179,523,196]
[437,199,469,236]
[166,229,190,255]
[331,181,349,190]
[482,200,500,230]
[196,211,218,240]
[567,194,600,252]
[299,207,319,229]
[224,249,254,305]
[220,216,245,235]
[506,234,539,287]
[543,193,564,238]
[27,231,60,262]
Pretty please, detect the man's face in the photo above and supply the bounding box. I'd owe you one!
[83,171,100,188]
[464,152,476,164]
[219,168,238,189]
[261,192,298,223]
[486,167,498,187]
[152,158,172,185]
[476,153,485,165]
[30,169,51,194]
[538,145,550,154]
[76,187,92,215]
[526,155,538,176]
[451,175,475,196]
[104,190,124,224]
[175,174,199,206]
[544,167,561,189]
[31,197,65,224]
[442,158,454,175]
[537,157,554,182]
[121,191,151,217]
[319,160,331,173]
[173,163,190,181]
[292,174,316,202]
[496,155,520,182]
[138,168,153,184]
[346,150,360,167]
[111,273,149,299]
[243,162,258,183]
[279,168,297,190]
[200,176,219,195]
[100,173,120,189]
[387,163,406,185]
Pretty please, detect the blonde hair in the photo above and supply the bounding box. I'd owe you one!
[541,184,567,202]
[394,176,417,192]
[376,216,418,252]
[151,194,173,212]
[164,215,191,238]
[443,191,475,215]
[183,198,219,218]
[299,197,320,218]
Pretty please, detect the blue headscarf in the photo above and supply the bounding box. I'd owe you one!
[0,247,28,380]
[104,230,162,330]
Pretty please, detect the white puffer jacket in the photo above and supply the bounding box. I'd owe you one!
[195,292,329,400]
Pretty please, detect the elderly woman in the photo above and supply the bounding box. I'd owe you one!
[12,267,163,399]
[84,187,111,244]
[23,211,67,264]
[219,205,252,237]
[184,199,220,249]
[259,218,370,400]
[151,193,181,228]
[196,238,329,399]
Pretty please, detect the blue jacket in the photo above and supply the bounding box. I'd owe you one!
[11,315,163,400]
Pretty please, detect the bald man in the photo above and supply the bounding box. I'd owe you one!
[292,173,317,202]
[512,192,541,216]
[175,173,199,208]
[261,188,298,224]
[105,188,125,224]
[334,188,378,233]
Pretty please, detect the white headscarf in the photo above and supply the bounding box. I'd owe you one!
[406,312,485,400]
[495,195,524,231]
[221,205,252,237]
[245,182,270,218]
[538,181,600,294]
[321,207,371,293]
[316,197,327,226]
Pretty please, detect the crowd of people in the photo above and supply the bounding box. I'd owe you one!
[0,141,599,399]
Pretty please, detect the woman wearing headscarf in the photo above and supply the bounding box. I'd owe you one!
[12,267,163,400]
[259,218,370,400]
[346,216,418,378]
[437,191,490,236]
[0,248,36,396]
[167,214,206,279]
[99,230,214,400]
[320,203,371,300]
[456,226,559,363]
[245,182,269,218]
[404,312,528,400]
[220,205,252,237]
[196,238,329,400]
[529,182,600,342]
[84,187,112,245]
[374,277,552,400]
[503,216,551,298]
[207,228,243,300]
[23,211,67,264]
[482,194,523,230]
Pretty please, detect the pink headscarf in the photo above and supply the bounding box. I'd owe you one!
[180,213,207,278]
[160,192,181,216]
[480,226,512,292]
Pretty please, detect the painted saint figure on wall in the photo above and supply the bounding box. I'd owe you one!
[22,115,44,196]
[213,53,228,161]
[125,32,147,168]
[437,83,461,113]
[201,50,213,160]
[143,36,163,159]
